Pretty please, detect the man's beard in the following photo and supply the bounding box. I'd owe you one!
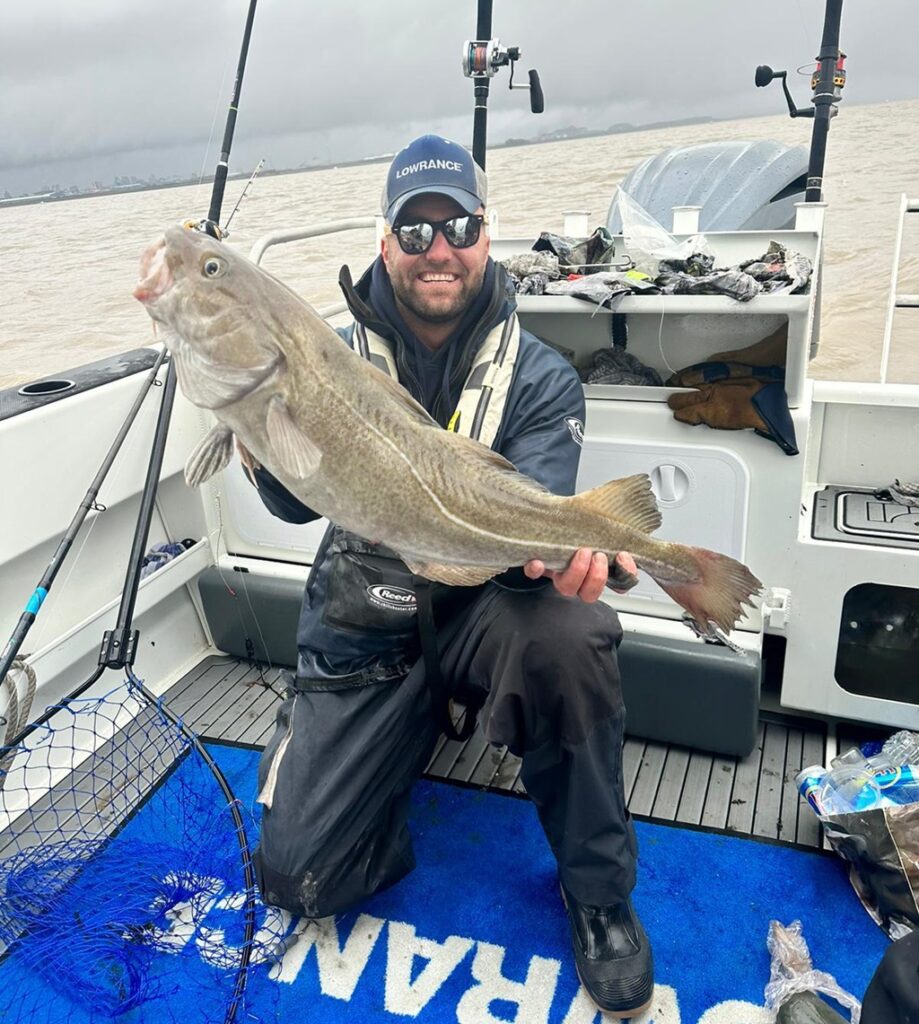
[389,265,486,324]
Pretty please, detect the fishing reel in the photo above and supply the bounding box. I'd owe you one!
[462,38,544,113]
[182,218,225,240]
[755,52,847,120]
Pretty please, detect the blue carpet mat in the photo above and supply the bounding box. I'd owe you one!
[4,741,888,1023]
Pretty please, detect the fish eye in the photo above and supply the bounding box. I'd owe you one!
[202,256,227,279]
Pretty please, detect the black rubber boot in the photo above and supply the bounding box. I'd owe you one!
[561,886,654,1018]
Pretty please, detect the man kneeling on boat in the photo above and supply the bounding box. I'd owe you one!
[240,135,655,1018]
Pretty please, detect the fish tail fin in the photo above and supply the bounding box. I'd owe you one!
[652,546,762,634]
[570,474,662,534]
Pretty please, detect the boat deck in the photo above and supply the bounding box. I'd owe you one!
[168,654,832,851]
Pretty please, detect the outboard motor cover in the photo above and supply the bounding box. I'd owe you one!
[606,140,808,233]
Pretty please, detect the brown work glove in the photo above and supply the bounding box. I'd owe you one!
[666,361,798,454]
[668,378,769,431]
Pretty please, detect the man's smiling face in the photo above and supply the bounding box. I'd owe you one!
[382,193,489,329]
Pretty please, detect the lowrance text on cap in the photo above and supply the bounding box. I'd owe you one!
[382,135,487,224]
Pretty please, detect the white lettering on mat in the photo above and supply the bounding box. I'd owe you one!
[456,941,562,1024]
[172,894,775,1023]
[269,912,385,997]
[384,921,475,1016]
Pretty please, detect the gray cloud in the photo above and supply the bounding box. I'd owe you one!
[2,0,917,194]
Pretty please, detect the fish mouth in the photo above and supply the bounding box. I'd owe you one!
[134,235,174,304]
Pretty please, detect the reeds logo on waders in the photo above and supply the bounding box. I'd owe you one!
[366,584,417,613]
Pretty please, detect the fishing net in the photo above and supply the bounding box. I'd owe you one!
[0,677,285,1023]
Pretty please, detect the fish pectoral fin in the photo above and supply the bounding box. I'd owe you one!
[266,396,322,478]
[184,423,235,487]
[404,560,505,586]
[174,344,277,410]
[571,474,662,534]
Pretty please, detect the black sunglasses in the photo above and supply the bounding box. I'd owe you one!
[391,214,484,255]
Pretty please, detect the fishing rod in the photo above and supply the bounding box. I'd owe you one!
[755,0,846,202]
[0,347,168,693]
[462,0,544,169]
[223,157,265,235]
[202,0,259,238]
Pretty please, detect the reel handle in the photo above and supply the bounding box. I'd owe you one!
[528,69,544,114]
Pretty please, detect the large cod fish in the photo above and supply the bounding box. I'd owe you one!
[134,225,761,633]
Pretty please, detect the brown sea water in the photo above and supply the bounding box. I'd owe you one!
[2,100,917,389]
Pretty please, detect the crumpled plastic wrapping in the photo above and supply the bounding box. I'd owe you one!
[765,921,862,1023]
[616,187,712,276]
[543,273,632,310]
[740,242,813,294]
[501,251,560,281]
[657,265,762,302]
[532,226,619,274]
[501,193,812,308]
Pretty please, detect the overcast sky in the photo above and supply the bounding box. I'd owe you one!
[2,0,917,194]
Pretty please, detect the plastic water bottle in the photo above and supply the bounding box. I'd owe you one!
[881,730,919,768]
[873,764,919,806]
[818,766,890,814]
[830,746,870,771]
[795,766,829,814]
[797,758,919,815]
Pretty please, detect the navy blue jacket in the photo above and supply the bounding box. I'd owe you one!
[251,257,585,681]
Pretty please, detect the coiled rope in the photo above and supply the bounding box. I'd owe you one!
[1,657,37,785]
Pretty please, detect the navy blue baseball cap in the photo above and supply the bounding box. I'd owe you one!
[381,135,487,225]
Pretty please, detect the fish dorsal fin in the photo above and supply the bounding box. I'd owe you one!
[437,431,555,505]
[404,559,506,586]
[266,396,322,478]
[571,474,662,533]
[439,430,520,473]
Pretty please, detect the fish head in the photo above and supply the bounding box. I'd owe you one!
[134,224,283,409]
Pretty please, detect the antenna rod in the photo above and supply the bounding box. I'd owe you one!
[205,0,259,234]
[805,0,844,202]
[472,0,493,169]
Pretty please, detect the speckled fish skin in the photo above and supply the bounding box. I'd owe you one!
[134,225,761,632]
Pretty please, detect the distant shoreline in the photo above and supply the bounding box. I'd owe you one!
[0,113,737,210]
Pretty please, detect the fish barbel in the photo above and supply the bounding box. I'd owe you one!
[134,225,761,633]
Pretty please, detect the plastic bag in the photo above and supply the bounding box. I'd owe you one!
[764,920,862,1023]
[615,187,711,276]
[796,751,919,939]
